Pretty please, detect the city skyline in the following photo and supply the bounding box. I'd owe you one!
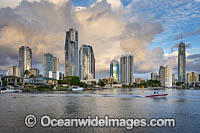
[0,0,200,79]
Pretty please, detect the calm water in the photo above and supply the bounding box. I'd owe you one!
[0,88,200,133]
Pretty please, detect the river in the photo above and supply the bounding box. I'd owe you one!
[0,88,199,133]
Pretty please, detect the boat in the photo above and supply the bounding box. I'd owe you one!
[145,93,168,98]
[72,86,84,91]
[1,87,22,93]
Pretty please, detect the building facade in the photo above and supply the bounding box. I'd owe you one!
[43,53,54,78]
[178,42,186,82]
[165,65,172,87]
[49,71,64,80]
[79,45,95,80]
[19,46,32,77]
[54,57,59,72]
[65,28,79,77]
[29,68,40,77]
[110,60,119,83]
[7,66,21,77]
[187,72,199,83]
[120,54,134,84]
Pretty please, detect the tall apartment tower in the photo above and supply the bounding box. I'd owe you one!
[110,60,120,83]
[43,53,54,77]
[79,45,95,80]
[159,65,172,87]
[178,42,186,82]
[120,54,134,85]
[19,46,32,77]
[65,28,79,77]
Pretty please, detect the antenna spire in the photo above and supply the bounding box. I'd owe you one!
[181,33,183,42]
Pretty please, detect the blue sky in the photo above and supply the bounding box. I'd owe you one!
[72,0,200,54]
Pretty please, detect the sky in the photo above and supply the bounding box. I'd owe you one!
[0,0,200,79]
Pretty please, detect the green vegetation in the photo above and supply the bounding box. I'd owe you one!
[2,80,7,86]
[123,80,161,88]
[58,76,80,86]
[98,79,105,87]
[176,82,184,86]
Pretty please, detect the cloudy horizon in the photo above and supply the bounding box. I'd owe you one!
[0,0,200,79]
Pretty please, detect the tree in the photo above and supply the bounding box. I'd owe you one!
[2,80,7,86]
[64,76,80,86]
[98,79,105,87]
[24,70,30,77]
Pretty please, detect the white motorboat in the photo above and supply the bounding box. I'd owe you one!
[72,86,84,91]
[1,87,22,93]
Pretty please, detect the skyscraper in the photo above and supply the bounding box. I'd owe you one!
[65,28,79,76]
[178,42,186,82]
[110,60,119,83]
[54,57,59,72]
[159,65,172,87]
[19,46,32,77]
[79,45,95,80]
[120,54,134,84]
[43,53,54,77]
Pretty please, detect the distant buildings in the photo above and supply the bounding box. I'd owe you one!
[159,65,172,87]
[7,66,20,77]
[187,72,199,83]
[49,71,64,80]
[19,46,32,77]
[65,28,79,77]
[79,45,95,80]
[151,72,159,80]
[178,42,186,82]
[120,54,134,84]
[29,68,40,77]
[110,60,119,83]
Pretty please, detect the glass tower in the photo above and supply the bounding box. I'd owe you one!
[43,53,54,78]
[19,46,32,77]
[79,45,95,80]
[110,60,119,83]
[178,42,186,82]
[65,28,79,77]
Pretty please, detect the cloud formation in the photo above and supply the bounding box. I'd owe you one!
[0,0,199,78]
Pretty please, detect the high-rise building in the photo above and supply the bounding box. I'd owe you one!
[151,72,158,80]
[187,72,199,83]
[79,45,95,80]
[7,66,21,77]
[54,57,59,72]
[159,65,172,87]
[43,53,54,77]
[110,60,119,83]
[178,42,186,82]
[165,65,172,87]
[65,28,79,77]
[120,54,134,84]
[19,46,32,77]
